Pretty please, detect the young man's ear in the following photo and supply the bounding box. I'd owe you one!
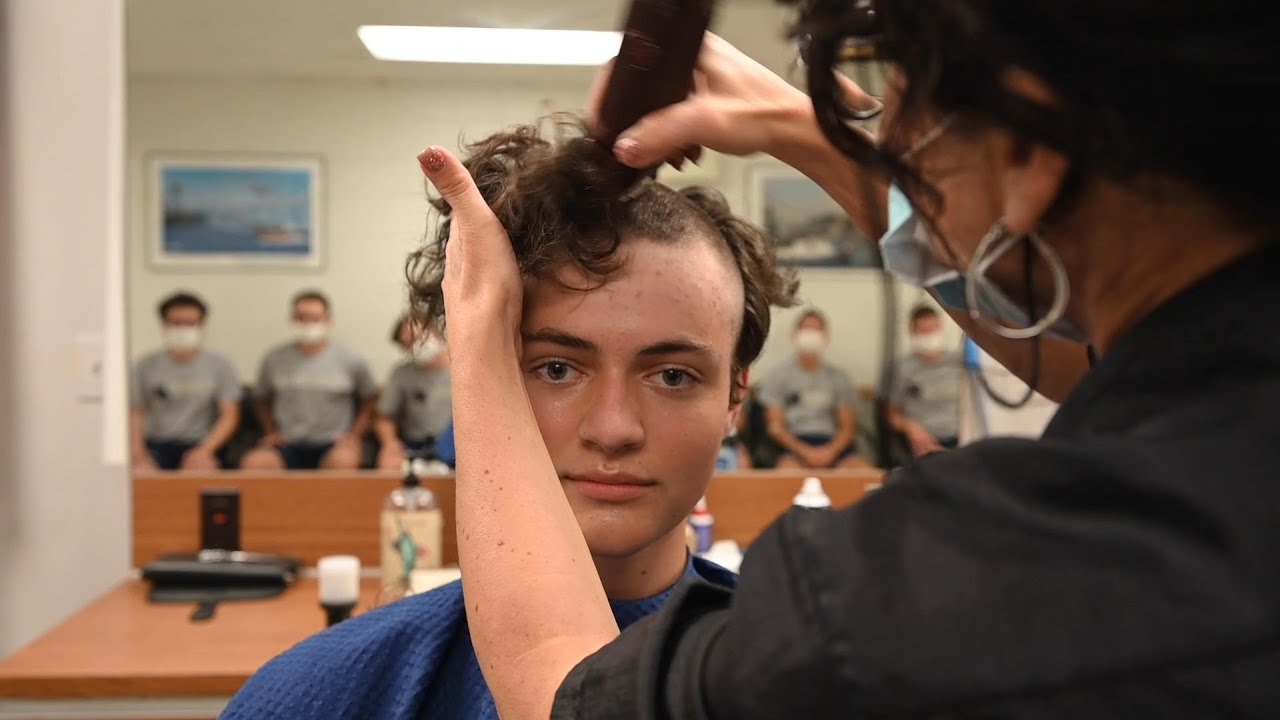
[726,368,750,435]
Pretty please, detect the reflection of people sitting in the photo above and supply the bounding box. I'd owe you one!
[376,314,453,470]
[889,305,963,457]
[238,290,378,471]
[758,309,868,469]
[130,292,241,470]
[715,386,753,471]
[221,118,796,719]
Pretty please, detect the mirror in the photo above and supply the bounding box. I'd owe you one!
[124,0,944,476]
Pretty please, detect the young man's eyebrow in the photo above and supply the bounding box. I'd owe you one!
[522,329,717,360]
[637,339,717,359]
[522,328,598,352]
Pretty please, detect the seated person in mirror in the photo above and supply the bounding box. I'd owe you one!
[239,290,378,471]
[889,304,964,457]
[758,309,869,469]
[130,291,240,471]
[376,313,453,470]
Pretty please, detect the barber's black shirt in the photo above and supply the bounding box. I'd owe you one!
[553,243,1280,718]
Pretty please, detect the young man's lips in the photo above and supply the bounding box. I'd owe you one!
[565,472,657,502]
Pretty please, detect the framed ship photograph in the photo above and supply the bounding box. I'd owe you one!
[146,152,324,270]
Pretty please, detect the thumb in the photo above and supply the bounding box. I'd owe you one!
[612,100,713,169]
[418,146,491,221]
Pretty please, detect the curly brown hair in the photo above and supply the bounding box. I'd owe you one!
[407,116,799,401]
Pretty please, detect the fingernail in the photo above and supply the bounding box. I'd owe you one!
[418,147,445,174]
[614,137,640,166]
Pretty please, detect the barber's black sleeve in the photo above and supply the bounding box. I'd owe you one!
[552,499,859,719]
[553,437,1252,718]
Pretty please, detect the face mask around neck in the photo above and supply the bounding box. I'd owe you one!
[879,184,1084,343]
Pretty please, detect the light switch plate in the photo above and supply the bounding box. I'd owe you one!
[74,332,104,402]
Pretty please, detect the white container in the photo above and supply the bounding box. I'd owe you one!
[317,555,361,606]
[793,477,832,509]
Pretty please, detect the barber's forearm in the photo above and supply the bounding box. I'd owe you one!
[451,321,617,720]
[772,101,888,240]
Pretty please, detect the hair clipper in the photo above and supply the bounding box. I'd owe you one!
[592,0,718,193]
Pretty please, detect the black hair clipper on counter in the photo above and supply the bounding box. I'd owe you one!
[591,0,718,194]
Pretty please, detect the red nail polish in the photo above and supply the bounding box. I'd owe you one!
[418,147,445,173]
[614,138,640,166]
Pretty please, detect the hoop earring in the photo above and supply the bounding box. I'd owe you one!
[963,219,1070,340]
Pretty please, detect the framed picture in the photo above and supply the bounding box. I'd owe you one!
[747,162,878,270]
[146,153,324,269]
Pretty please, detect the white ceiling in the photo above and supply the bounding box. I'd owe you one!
[126,0,804,84]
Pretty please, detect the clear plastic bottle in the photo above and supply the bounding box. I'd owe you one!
[380,461,443,598]
[688,496,715,554]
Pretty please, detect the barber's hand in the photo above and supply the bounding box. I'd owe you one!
[587,33,879,171]
[418,146,522,343]
[588,34,802,168]
[258,432,283,448]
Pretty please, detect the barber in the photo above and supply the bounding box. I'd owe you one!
[420,1,1280,717]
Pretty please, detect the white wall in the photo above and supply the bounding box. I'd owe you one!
[959,343,1058,442]
[0,0,130,657]
[127,77,959,391]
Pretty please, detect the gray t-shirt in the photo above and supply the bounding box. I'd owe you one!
[130,350,241,443]
[377,362,452,443]
[255,343,377,444]
[893,351,963,439]
[757,359,856,438]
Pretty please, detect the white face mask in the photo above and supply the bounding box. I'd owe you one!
[292,322,329,345]
[794,328,828,356]
[909,331,948,357]
[162,326,202,352]
[411,335,445,365]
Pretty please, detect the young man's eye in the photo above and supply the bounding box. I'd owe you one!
[534,361,578,383]
[653,368,697,389]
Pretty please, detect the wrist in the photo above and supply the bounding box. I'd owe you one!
[766,95,831,173]
[449,319,520,369]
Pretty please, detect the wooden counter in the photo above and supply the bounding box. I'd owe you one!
[0,468,883,713]
[0,578,381,718]
[132,469,884,568]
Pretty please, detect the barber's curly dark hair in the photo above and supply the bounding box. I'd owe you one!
[783,0,1280,232]
[407,115,799,401]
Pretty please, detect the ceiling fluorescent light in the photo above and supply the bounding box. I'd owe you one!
[358,25,622,66]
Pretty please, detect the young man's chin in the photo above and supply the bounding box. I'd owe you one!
[580,515,684,560]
